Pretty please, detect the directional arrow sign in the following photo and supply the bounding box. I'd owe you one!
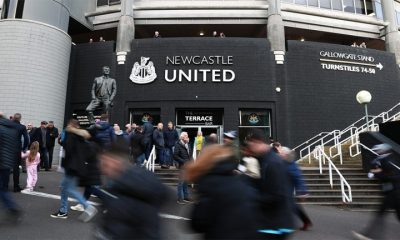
[376,63,383,70]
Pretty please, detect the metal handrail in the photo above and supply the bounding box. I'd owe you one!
[293,132,330,151]
[145,145,156,172]
[298,130,340,163]
[315,146,352,203]
[349,142,379,158]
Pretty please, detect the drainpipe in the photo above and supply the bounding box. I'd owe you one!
[116,0,134,65]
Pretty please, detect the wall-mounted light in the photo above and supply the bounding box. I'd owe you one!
[276,87,281,93]
[300,37,305,42]
[199,31,204,36]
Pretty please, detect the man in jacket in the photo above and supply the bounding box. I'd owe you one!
[130,126,145,165]
[30,121,50,171]
[153,123,166,168]
[88,114,115,148]
[164,121,179,168]
[46,121,59,170]
[173,132,192,204]
[245,130,294,240]
[142,117,154,160]
[51,119,97,221]
[12,113,29,192]
[0,113,22,221]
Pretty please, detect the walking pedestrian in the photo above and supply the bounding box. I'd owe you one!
[185,144,259,239]
[352,144,400,240]
[142,117,154,160]
[0,113,22,223]
[245,130,295,240]
[51,119,97,222]
[94,143,169,239]
[21,141,40,192]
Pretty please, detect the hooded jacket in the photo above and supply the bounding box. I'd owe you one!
[62,126,92,177]
[89,121,115,147]
[100,165,169,239]
[185,145,259,239]
[0,118,20,169]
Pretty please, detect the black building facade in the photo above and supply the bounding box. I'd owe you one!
[66,38,400,147]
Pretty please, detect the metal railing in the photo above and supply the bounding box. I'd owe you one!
[145,145,156,172]
[314,146,352,203]
[297,102,400,164]
[349,142,379,158]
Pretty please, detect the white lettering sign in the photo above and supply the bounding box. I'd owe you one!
[319,51,383,74]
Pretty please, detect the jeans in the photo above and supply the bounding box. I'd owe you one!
[0,169,18,210]
[156,148,165,165]
[164,147,173,166]
[177,170,188,200]
[13,157,21,188]
[39,147,49,170]
[48,146,54,168]
[59,175,89,213]
[134,153,145,166]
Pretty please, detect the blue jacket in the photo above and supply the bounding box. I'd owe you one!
[89,121,115,147]
[0,118,20,169]
[286,161,308,195]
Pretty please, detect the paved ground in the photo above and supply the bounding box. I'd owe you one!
[0,171,399,240]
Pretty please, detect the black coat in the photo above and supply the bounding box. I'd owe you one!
[130,132,145,158]
[100,166,169,239]
[13,120,29,151]
[142,121,154,144]
[255,150,295,231]
[0,118,20,169]
[173,141,192,168]
[79,141,101,187]
[191,160,259,239]
[62,130,90,177]
[46,126,59,149]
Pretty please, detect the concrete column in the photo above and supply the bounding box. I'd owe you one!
[268,0,285,64]
[116,0,135,64]
[382,0,400,64]
[0,19,71,165]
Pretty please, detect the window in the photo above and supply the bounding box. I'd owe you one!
[238,109,271,145]
[343,0,356,13]
[397,11,400,25]
[308,0,319,7]
[109,0,121,5]
[373,0,383,19]
[97,0,108,7]
[295,0,307,6]
[332,0,343,10]
[319,0,332,9]
[355,0,366,14]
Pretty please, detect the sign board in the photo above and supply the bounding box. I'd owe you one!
[176,109,223,126]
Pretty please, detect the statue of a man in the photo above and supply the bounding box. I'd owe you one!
[86,66,117,123]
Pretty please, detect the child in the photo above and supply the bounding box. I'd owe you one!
[21,141,40,191]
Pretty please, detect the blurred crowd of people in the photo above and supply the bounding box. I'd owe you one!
[1,110,400,239]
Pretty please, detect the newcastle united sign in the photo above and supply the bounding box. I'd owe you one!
[130,55,235,84]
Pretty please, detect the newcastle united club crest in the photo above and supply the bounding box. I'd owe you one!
[130,57,157,84]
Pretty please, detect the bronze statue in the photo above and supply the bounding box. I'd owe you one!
[86,66,117,123]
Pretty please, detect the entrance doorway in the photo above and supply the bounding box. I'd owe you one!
[176,126,222,158]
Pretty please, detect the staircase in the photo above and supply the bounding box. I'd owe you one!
[298,144,383,210]
[154,167,180,187]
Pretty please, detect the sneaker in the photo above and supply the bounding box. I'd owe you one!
[177,200,186,205]
[183,198,192,203]
[70,204,85,212]
[50,211,68,219]
[79,205,98,222]
[351,231,372,240]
